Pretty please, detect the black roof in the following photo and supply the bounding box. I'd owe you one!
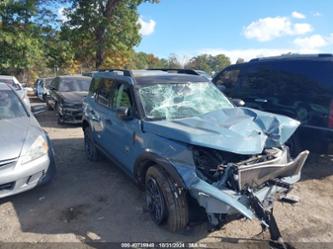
[57,75,92,80]
[249,53,333,63]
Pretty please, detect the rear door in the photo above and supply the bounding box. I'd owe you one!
[89,77,115,147]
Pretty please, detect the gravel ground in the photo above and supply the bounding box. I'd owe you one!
[0,98,332,248]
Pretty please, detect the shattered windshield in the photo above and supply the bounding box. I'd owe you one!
[138,82,233,120]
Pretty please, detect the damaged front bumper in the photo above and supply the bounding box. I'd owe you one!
[188,150,309,227]
[58,106,83,124]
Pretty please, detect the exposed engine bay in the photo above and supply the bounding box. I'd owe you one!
[193,146,305,191]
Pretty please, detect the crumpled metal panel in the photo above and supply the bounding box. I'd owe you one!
[143,107,300,155]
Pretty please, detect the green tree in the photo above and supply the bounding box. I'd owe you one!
[0,0,63,81]
[61,0,158,69]
[186,54,231,74]
[168,54,182,68]
[130,52,168,69]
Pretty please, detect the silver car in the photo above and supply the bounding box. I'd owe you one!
[0,83,56,198]
[0,75,31,110]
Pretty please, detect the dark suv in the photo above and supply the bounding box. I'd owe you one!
[213,54,333,153]
[82,69,308,241]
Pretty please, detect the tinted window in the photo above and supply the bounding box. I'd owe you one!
[58,78,91,92]
[0,90,27,120]
[96,78,115,107]
[245,61,333,94]
[243,64,276,91]
[112,83,132,109]
[275,61,333,93]
[214,69,240,88]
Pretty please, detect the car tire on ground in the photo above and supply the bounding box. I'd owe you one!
[145,166,189,232]
[83,127,101,161]
[38,148,56,186]
[56,104,64,125]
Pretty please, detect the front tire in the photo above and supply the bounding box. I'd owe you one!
[145,166,189,232]
[56,103,64,124]
[84,127,101,161]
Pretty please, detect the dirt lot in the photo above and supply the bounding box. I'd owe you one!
[0,98,333,247]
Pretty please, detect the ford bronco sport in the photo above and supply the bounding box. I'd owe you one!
[82,69,309,243]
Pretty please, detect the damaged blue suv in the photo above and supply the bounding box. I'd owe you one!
[82,69,309,242]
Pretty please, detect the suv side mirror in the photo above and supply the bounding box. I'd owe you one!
[231,98,245,107]
[117,107,132,120]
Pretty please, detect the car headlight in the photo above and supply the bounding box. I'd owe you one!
[19,135,49,165]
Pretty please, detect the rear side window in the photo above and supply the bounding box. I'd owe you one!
[246,60,333,94]
[275,61,333,93]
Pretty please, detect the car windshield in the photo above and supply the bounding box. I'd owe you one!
[138,82,233,120]
[43,78,53,88]
[0,79,21,90]
[58,78,91,92]
[0,90,27,120]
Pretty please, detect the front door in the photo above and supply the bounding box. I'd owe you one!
[102,82,141,171]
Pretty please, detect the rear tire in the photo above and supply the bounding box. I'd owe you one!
[84,127,101,161]
[145,166,189,232]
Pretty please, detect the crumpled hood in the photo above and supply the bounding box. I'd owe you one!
[142,107,300,155]
[59,91,88,104]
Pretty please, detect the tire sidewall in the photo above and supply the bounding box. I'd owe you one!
[84,127,99,161]
[145,166,189,232]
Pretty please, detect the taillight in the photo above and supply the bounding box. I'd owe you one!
[329,100,333,128]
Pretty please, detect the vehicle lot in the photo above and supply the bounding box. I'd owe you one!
[0,97,332,245]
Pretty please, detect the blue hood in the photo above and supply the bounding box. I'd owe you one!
[142,108,300,155]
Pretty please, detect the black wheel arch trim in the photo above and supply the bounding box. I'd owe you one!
[134,151,187,189]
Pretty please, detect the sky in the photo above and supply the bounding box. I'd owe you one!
[137,0,333,63]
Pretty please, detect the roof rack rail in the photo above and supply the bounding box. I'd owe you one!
[98,69,133,77]
[249,53,333,63]
[147,68,200,75]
